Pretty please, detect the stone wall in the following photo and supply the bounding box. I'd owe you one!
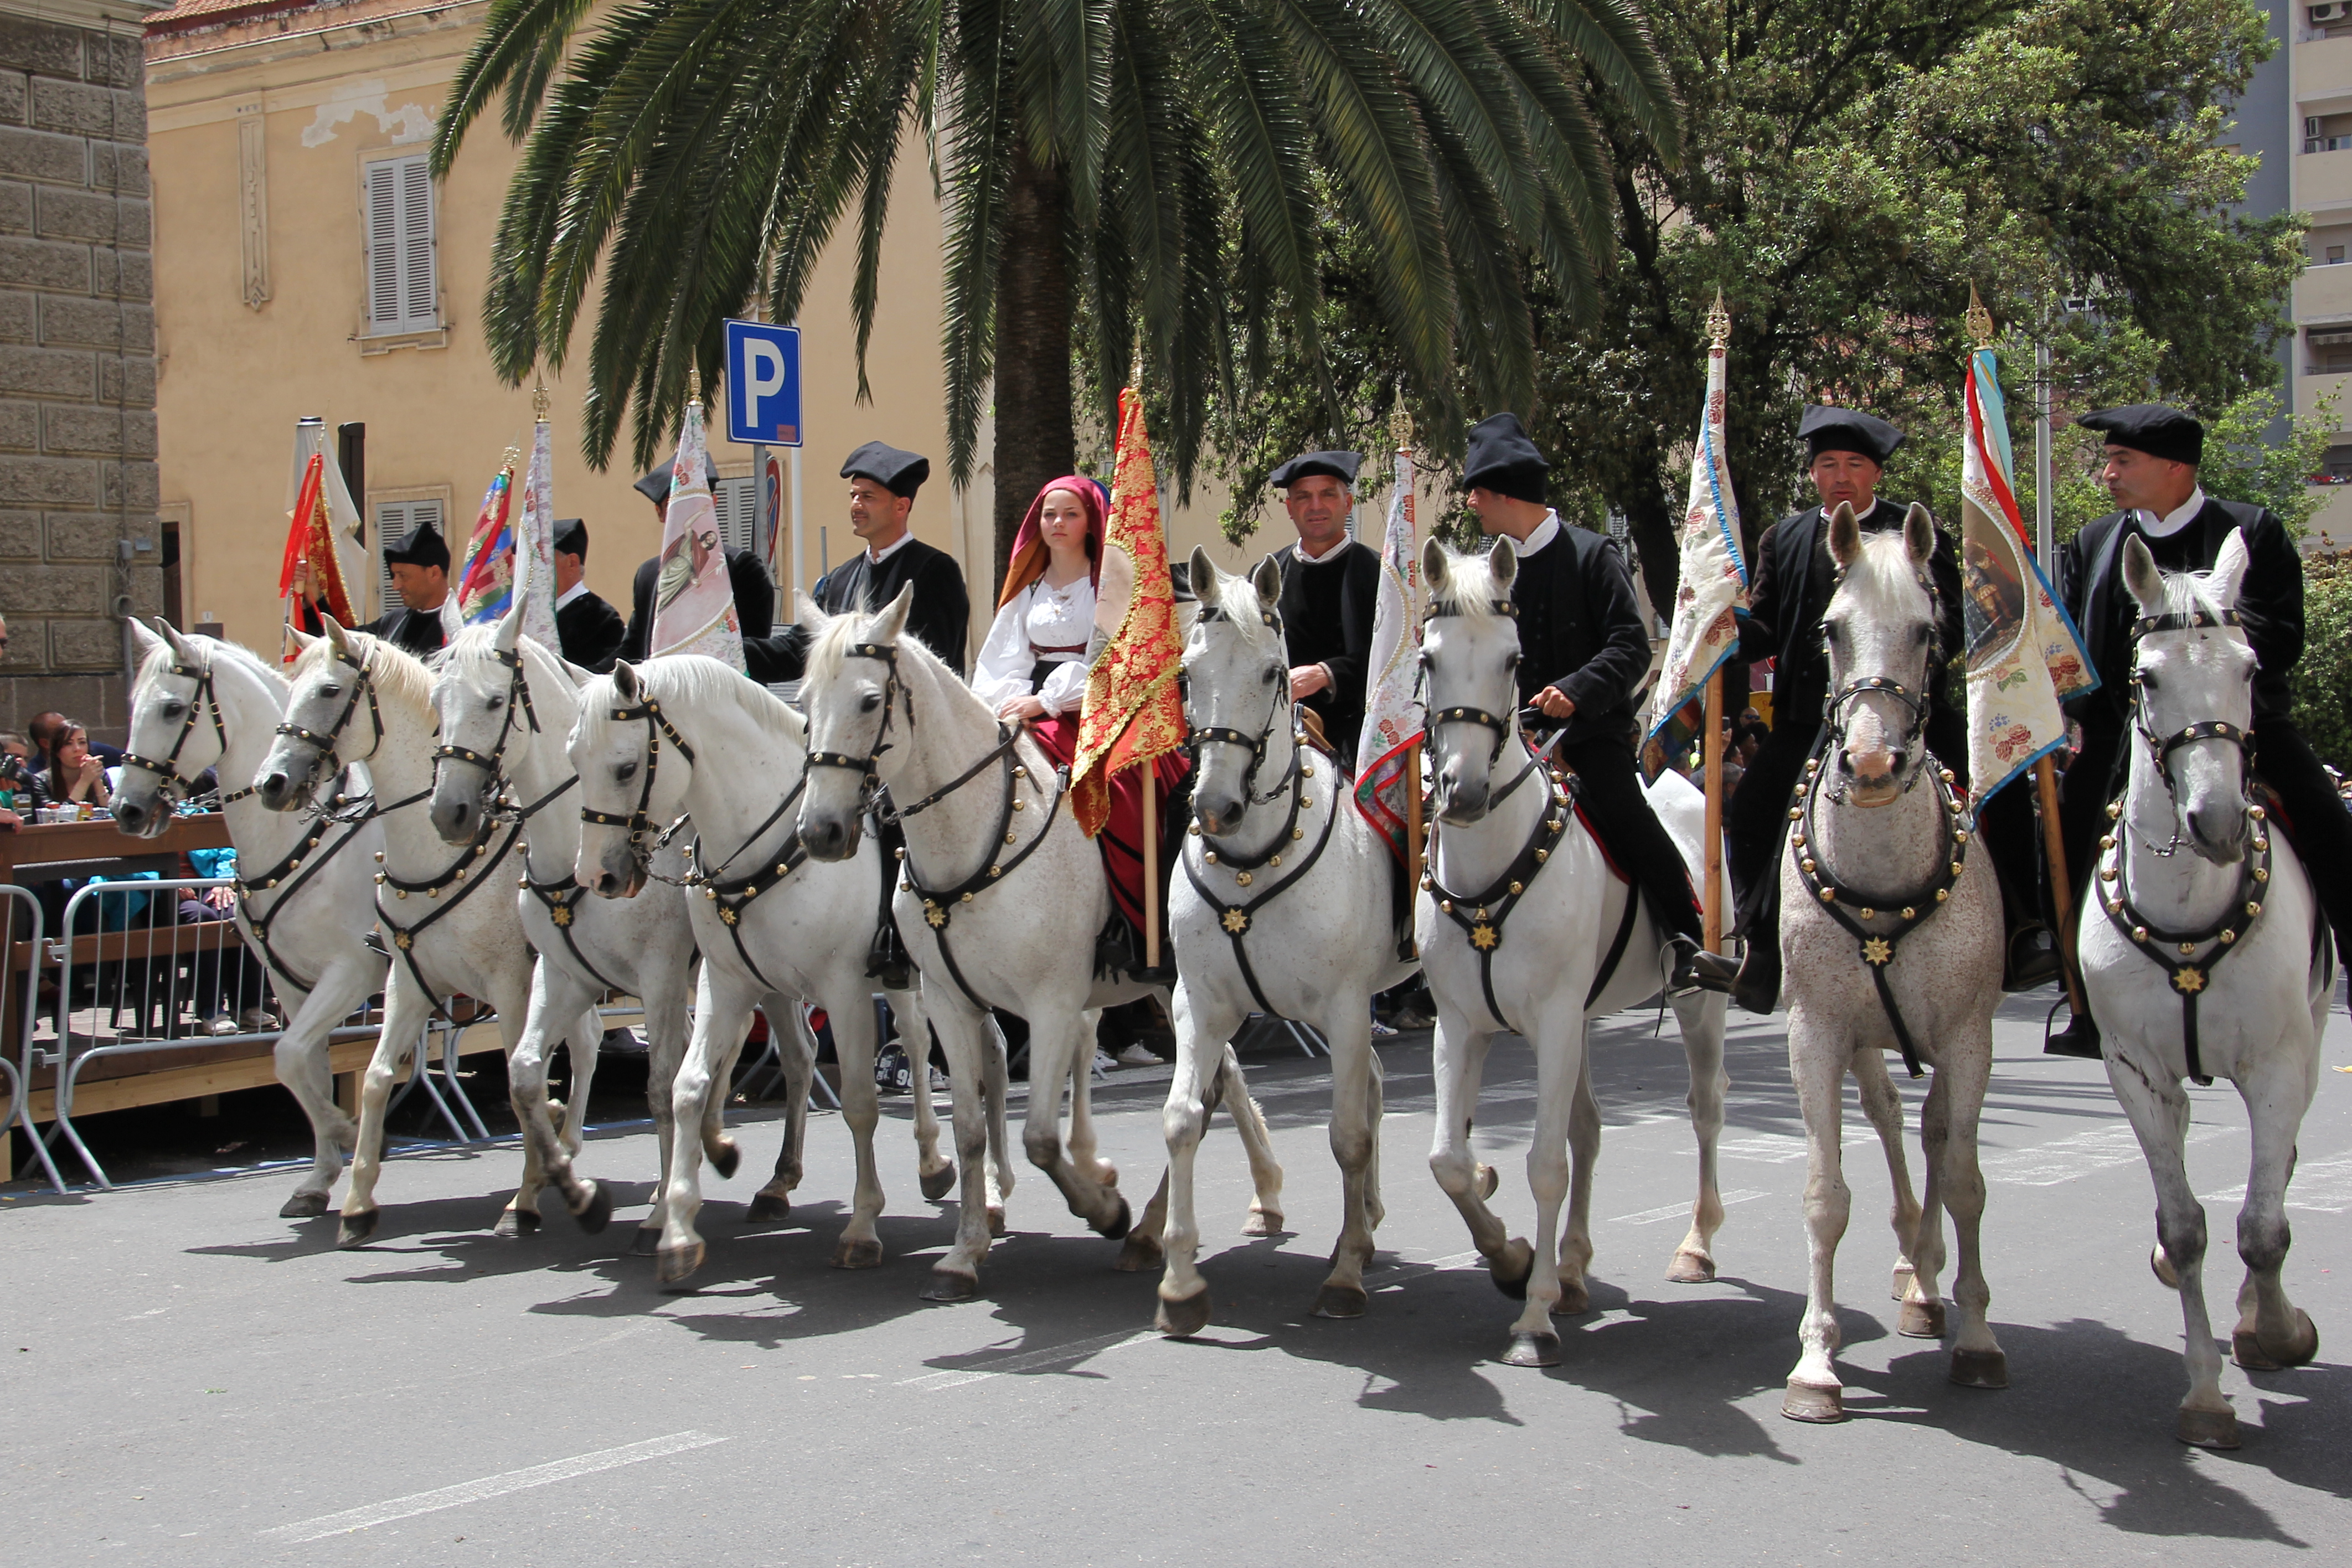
[0,0,159,744]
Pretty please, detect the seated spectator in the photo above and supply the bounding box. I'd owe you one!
[28,709,121,771]
[30,719,111,812]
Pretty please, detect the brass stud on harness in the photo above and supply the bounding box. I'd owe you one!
[1820,888,1836,904]
[2220,929,2236,943]
[961,891,973,903]
[1005,832,1017,844]
[1534,848,1549,863]
[989,866,1002,878]
[395,889,408,899]
[2255,867,2270,883]
[374,873,386,885]
[1013,800,1025,811]
[1788,807,1802,821]
[1901,906,1915,920]
[1270,854,1282,868]
[1205,852,1219,865]
[2100,835,2115,851]
[1013,766,1028,780]
[1189,824,1200,836]
[2107,801,2122,821]
[1935,888,1949,902]
[1859,906,1875,919]
[2250,805,2267,821]
[895,847,906,859]
[2132,925,2148,943]
[1801,858,1817,874]
[1952,829,1968,844]
[2179,941,2196,955]
[1440,900,1453,913]
[1291,828,1304,841]
[1508,881,1523,895]
[1237,872,1254,887]
[374,851,385,863]
[2246,900,2263,917]
[1301,798,1312,810]
[1950,862,1964,877]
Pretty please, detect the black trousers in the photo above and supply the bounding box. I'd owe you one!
[1559,735,1705,947]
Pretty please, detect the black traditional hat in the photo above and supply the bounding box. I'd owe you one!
[1799,406,1904,465]
[840,441,931,498]
[1269,451,1363,489]
[383,519,449,572]
[551,518,588,559]
[1463,414,1549,504]
[2077,404,2203,466]
[633,456,723,506]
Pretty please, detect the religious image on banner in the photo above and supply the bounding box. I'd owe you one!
[452,452,519,637]
[514,396,559,652]
[1353,431,1424,865]
[276,420,368,653]
[1644,296,1748,778]
[1958,321,2097,806]
[648,380,745,669]
[1072,386,1186,839]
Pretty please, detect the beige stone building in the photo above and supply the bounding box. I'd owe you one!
[143,0,1288,671]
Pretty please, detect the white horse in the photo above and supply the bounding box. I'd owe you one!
[254,620,605,1247]
[1415,537,1735,1368]
[427,612,703,1252]
[793,588,1283,1302]
[1777,503,2006,1421]
[570,654,960,1286]
[2079,531,2333,1449]
[1148,550,1416,1334]
[114,620,388,1219]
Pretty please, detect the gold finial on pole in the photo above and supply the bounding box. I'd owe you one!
[1390,406,1413,451]
[1129,345,1145,391]
[687,367,703,407]
[533,378,550,423]
[502,444,522,472]
[1966,283,1995,349]
[1705,289,1730,348]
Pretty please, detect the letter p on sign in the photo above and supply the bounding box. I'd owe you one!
[724,319,802,447]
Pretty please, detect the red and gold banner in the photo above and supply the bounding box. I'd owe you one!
[276,451,355,639]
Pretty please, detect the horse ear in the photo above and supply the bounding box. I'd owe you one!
[2121,534,2165,617]
[1825,502,1862,569]
[283,623,318,654]
[612,659,640,702]
[793,590,830,635]
[2207,527,2251,610]
[1421,535,1449,600]
[156,618,199,664]
[322,614,353,657]
[495,603,524,653]
[1487,534,1519,591]
[864,584,913,646]
[1902,503,1936,570]
[1188,545,1219,599]
[1251,553,1283,608]
[127,617,166,660]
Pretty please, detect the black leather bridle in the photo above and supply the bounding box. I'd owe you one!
[1182,602,1291,809]
[274,642,381,790]
[2126,606,2251,859]
[581,691,697,867]
[122,649,238,803]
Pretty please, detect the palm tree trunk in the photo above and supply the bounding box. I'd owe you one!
[991,143,1077,592]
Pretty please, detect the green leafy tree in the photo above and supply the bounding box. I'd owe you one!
[434,0,1680,585]
[2293,556,2352,772]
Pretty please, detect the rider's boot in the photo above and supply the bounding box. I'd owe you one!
[1730,938,1781,1016]
[1669,935,1738,998]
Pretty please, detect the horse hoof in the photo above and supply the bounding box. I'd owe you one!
[1476,1163,1499,1201]
[1665,1249,1716,1285]
[744,1191,791,1225]
[1782,1380,1845,1423]
[280,1191,329,1220]
[655,1241,705,1290]
[1898,1298,1947,1339]
[2176,1405,2241,1449]
[1312,1283,1368,1319]
[1502,1329,1562,1368]
[920,1164,956,1202]
[336,1209,379,1249]
[830,1235,884,1270]
[1241,1209,1284,1237]
[708,1140,741,1180]
[1551,1277,1591,1316]
[1890,1260,1916,1302]
[493,1206,541,1240]
[1092,1195,1133,1241]
[1156,1290,1211,1338]
[631,1227,662,1257]
[921,1266,978,1303]
[1114,1230,1163,1272]
[572,1183,613,1234]
[2236,1310,2319,1371]
[1488,1239,1535,1301]
[2150,1242,2181,1290]
[1949,1347,2008,1388]
[987,1206,1007,1239]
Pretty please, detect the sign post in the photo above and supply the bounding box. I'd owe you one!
[723,318,805,601]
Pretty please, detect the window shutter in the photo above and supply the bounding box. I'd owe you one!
[713,477,756,556]
[364,154,438,334]
[365,163,401,329]
[400,157,435,327]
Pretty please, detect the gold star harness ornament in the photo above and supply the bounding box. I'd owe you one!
[2173,967,2205,995]
[1221,907,1250,935]
[1862,936,1892,967]
[549,904,572,927]
[2097,799,2271,1087]
[1470,921,1498,951]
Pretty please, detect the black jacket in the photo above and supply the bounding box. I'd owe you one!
[618,547,776,664]
[1268,538,1380,760]
[2056,496,2303,729]
[558,589,628,672]
[743,536,971,683]
[1506,522,1650,750]
[1737,496,1964,728]
[296,597,445,659]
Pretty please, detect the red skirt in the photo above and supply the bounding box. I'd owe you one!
[1028,714,1188,931]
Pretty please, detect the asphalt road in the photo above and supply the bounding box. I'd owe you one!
[6,988,2349,1565]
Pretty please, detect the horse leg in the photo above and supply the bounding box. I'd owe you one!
[2230,1049,2320,1373]
[1219,1043,1286,1235]
[2103,1046,2231,1444]
[493,983,552,1239]
[1067,1008,1117,1190]
[636,963,693,1256]
[1364,1051,1387,1232]
[1666,990,1730,1283]
[1504,1015,1582,1366]
[561,1007,603,1156]
[824,988,888,1269]
[924,996,999,1299]
[1899,1055,1951,1339]
[1555,1030,1600,1316]
[891,988,955,1200]
[1783,1022,1853,1420]
[503,964,607,1235]
[1154,981,1237,1333]
[1933,1035,2004,1389]
[739,1007,803,1204]
[1853,1042,1922,1301]
[1427,1018,1528,1294]
[336,969,432,1247]
[266,971,352,1218]
[982,1013,1014,1222]
[658,978,753,1289]
[1313,1005,1378,1320]
[1022,1004,1127,1237]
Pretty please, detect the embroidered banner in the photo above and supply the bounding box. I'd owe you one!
[648,389,745,669]
[1646,327,1748,759]
[1353,439,1423,864]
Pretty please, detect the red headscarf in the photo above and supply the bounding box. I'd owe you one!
[997,475,1108,610]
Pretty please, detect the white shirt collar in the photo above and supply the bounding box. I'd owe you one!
[1294,533,1352,564]
[555,580,589,611]
[2138,486,2206,539]
[1518,510,1561,555]
[865,529,915,566]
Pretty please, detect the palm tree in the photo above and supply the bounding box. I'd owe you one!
[436,0,1678,581]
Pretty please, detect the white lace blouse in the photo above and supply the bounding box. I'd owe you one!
[972,576,1096,714]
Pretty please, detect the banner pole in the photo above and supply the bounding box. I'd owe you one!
[1405,740,1426,891]
[2035,753,2086,1019]
[1142,772,1160,971]
[1702,667,1726,950]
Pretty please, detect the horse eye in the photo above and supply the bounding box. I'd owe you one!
[160,702,183,718]
[1822,622,1842,644]
[1506,652,1521,668]
[488,696,505,710]
[1915,626,1932,645]
[616,761,638,781]
[2137,670,2158,691]
[320,685,340,699]
[1262,666,1280,684]
[859,692,883,713]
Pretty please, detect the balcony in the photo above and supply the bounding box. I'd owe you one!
[2293,30,2352,90]
[2294,368,2352,432]
[2296,261,2352,321]
[2297,146,2352,210]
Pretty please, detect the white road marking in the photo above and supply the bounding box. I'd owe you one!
[2202,1153,2352,1213]
[1983,1122,2228,1187]
[1368,1249,1483,1285]
[257,1431,726,1543]
[1608,1190,1766,1226]
[899,1329,1156,1390]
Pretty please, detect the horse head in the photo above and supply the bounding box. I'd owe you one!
[2122,527,2257,864]
[1183,546,1290,835]
[1419,534,1523,824]
[429,607,533,844]
[1820,502,1940,806]
[256,616,384,812]
[116,617,219,838]
[567,659,689,898]
[794,585,914,862]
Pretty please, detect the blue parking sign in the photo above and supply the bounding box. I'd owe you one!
[724,319,802,446]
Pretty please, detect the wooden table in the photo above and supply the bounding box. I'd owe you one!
[0,812,232,885]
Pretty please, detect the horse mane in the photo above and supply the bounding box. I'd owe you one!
[1428,544,1508,622]
[136,633,290,705]
[2154,563,2227,623]
[291,629,435,715]
[1209,571,1282,657]
[638,654,807,747]
[445,623,576,705]
[1828,530,1945,671]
